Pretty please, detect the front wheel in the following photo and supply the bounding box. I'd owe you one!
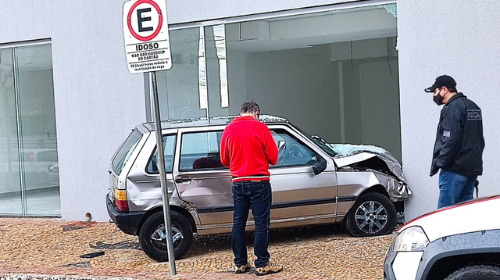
[139,210,193,262]
[444,264,500,280]
[344,192,396,237]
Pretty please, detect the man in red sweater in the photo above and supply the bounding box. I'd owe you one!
[220,101,282,276]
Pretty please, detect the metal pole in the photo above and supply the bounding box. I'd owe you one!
[150,71,177,275]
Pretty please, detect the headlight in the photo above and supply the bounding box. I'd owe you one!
[392,226,429,252]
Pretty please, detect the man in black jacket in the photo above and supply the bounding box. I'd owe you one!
[425,75,485,208]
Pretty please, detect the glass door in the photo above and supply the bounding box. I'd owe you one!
[0,43,60,216]
[0,48,23,214]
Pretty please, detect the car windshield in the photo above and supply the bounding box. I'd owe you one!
[112,129,143,174]
[292,125,336,157]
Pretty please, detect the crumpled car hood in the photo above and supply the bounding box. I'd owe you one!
[327,143,411,200]
[327,143,406,183]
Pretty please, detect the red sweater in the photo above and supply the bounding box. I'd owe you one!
[220,116,278,182]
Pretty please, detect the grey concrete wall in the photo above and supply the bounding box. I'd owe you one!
[233,42,401,160]
[246,49,341,142]
[0,1,147,221]
[398,0,500,220]
[167,0,359,24]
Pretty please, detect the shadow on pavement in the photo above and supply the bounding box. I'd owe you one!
[184,224,347,259]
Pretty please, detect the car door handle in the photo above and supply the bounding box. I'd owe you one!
[175,178,192,183]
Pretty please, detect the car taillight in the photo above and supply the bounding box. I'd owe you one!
[115,189,129,212]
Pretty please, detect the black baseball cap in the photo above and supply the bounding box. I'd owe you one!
[424,75,457,92]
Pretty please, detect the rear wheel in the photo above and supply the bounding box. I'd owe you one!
[345,192,396,237]
[139,210,193,262]
[444,264,500,280]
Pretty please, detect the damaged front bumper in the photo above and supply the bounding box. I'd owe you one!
[386,178,412,202]
[330,144,412,201]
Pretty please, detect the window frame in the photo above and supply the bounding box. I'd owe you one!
[271,128,320,169]
[178,129,227,172]
[145,133,178,174]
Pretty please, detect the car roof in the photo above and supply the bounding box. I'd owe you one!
[141,114,289,131]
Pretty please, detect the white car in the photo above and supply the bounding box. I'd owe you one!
[384,195,500,280]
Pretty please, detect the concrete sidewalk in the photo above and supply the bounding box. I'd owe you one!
[0,218,390,279]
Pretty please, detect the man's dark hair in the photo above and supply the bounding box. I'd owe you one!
[240,101,260,114]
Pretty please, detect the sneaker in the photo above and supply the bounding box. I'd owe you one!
[235,262,251,274]
[255,262,283,276]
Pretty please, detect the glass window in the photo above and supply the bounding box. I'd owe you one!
[0,43,60,216]
[159,5,401,161]
[156,25,230,121]
[179,131,225,171]
[112,129,143,174]
[0,47,22,215]
[272,129,318,168]
[147,134,176,173]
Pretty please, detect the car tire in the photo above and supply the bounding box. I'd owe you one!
[344,192,396,237]
[139,210,193,262]
[444,264,500,280]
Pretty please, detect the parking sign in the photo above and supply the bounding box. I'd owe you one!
[123,0,172,73]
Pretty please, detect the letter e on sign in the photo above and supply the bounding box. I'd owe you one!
[123,0,172,73]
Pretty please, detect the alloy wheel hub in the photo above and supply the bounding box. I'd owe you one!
[354,201,388,234]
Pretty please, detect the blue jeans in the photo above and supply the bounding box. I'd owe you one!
[438,169,477,208]
[232,180,272,268]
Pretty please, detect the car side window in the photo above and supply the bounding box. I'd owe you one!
[271,129,318,168]
[179,131,226,171]
[147,135,176,173]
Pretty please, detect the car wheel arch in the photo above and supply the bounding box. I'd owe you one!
[357,185,404,211]
[423,251,500,280]
[138,205,198,236]
[444,264,500,280]
[359,184,388,197]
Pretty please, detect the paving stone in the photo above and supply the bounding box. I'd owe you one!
[0,218,392,280]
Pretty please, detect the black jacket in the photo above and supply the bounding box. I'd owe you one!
[430,93,485,176]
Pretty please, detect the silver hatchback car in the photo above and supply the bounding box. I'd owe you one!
[106,115,411,261]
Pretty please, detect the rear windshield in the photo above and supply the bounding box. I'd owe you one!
[112,129,143,174]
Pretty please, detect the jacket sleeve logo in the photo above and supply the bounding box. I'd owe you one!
[467,109,482,121]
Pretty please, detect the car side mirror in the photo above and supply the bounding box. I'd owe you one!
[312,157,327,175]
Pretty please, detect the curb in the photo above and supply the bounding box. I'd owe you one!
[0,276,138,280]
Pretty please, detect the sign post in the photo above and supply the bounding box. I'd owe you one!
[123,0,176,275]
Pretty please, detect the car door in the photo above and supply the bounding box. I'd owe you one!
[268,125,338,227]
[172,126,233,232]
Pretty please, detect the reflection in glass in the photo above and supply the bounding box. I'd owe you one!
[204,25,230,119]
[0,48,23,215]
[15,44,60,215]
[156,25,231,122]
[156,27,207,120]
[213,25,229,108]
[198,26,208,110]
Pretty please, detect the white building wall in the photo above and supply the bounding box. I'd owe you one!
[0,1,147,221]
[398,0,500,220]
